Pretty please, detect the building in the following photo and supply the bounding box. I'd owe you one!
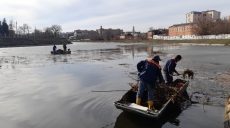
[168,10,221,36]
[186,10,221,23]
[73,30,99,40]
[96,26,123,40]
[61,32,74,39]
[223,16,230,21]
[147,29,168,39]
[120,32,133,40]
[168,23,197,36]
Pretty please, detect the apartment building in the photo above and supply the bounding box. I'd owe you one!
[186,10,221,23]
[73,30,99,40]
[96,26,123,40]
[168,10,221,36]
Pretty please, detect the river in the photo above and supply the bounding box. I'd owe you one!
[0,42,229,128]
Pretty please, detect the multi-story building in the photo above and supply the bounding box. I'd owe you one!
[73,30,99,40]
[96,26,123,40]
[168,10,221,36]
[168,23,197,36]
[186,10,221,23]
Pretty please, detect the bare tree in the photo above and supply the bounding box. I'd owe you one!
[44,27,53,37]
[50,25,62,37]
[18,24,31,35]
[193,19,215,35]
[18,26,25,35]
[193,18,230,35]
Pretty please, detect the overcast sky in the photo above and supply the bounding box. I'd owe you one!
[1,0,230,32]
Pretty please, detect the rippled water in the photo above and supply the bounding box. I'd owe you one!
[0,42,229,128]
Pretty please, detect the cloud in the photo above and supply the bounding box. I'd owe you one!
[0,0,230,32]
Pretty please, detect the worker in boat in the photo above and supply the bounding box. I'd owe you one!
[63,43,67,52]
[136,55,165,110]
[53,44,57,53]
[163,55,182,86]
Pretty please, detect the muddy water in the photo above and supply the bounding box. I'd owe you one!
[0,42,229,128]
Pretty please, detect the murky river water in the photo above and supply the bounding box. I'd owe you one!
[0,42,229,128]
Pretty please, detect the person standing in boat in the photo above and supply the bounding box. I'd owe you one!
[63,43,67,52]
[53,44,57,53]
[163,55,182,86]
[136,55,165,110]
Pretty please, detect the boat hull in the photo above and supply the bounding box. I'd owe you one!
[114,80,189,119]
[51,51,71,55]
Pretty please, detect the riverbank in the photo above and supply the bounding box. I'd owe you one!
[0,37,71,48]
[71,39,230,45]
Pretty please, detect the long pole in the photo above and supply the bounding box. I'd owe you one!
[91,90,128,92]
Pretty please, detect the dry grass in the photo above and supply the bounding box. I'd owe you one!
[216,72,230,85]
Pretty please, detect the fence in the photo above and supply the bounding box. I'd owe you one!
[153,34,230,40]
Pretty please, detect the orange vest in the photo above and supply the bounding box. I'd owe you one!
[146,58,161,69]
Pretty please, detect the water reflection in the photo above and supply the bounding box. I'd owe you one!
[114,110,181,128]
[51,55,68,63]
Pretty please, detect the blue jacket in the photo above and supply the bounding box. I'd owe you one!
[163,59,177,75]
[137,59,164,85]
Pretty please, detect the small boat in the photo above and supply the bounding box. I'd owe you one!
[114,79,189,119]
[51,49,71,55]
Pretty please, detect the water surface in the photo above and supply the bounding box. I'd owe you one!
[0,42,229,128]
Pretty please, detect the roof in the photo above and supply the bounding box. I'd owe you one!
[190,11,202,14]
[203,10,220,13]
[169,23,196,28]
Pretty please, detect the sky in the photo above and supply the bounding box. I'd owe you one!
[0,0,230,32]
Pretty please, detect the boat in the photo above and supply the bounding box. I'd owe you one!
[51,49,71,55]
[114,79,189,119]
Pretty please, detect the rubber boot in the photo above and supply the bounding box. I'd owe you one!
[136,97,141,105]
[147,101,155,110]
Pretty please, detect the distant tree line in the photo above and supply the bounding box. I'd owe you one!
[194,18,230,35]
[0,18,63,39]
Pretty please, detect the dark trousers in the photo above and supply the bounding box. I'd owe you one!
[164,72,173,85]
[137,80,155,101]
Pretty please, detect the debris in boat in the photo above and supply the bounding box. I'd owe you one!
[182,69,194,79]
[115,79,190,119]
[129,82,138,92]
